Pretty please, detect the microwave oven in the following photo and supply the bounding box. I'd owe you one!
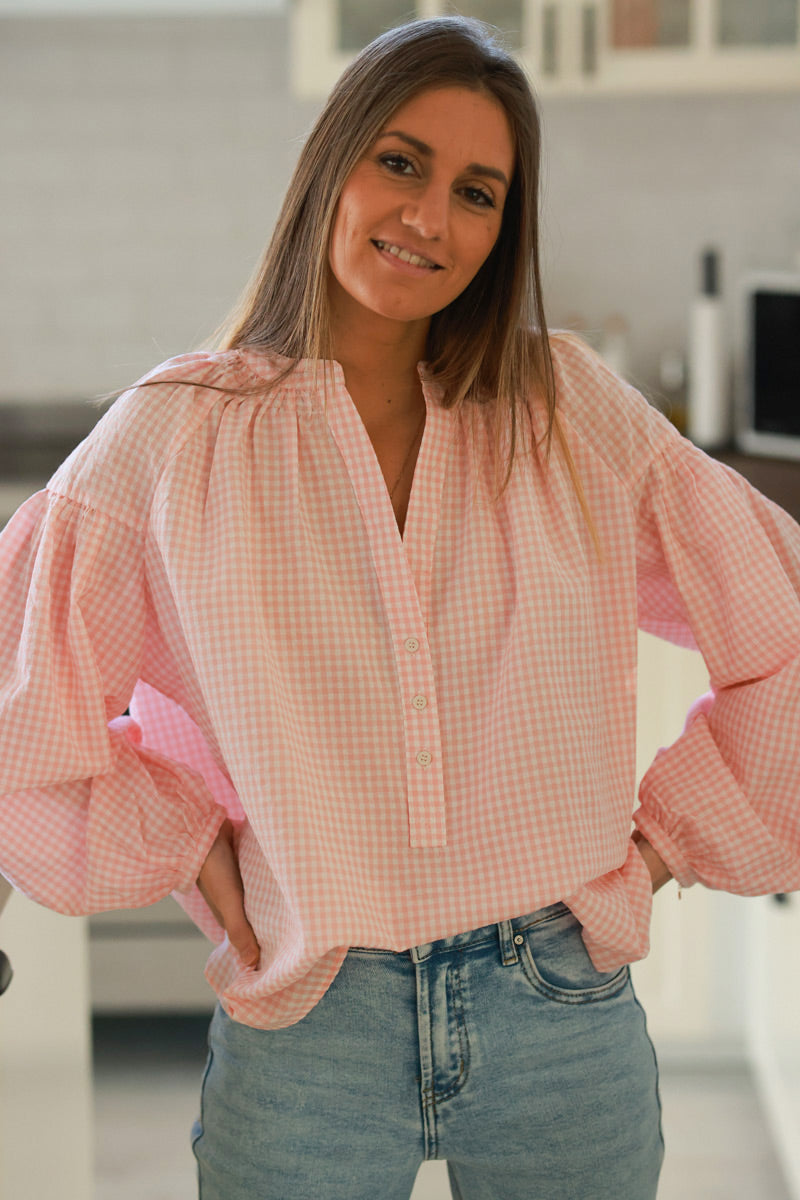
[735,271,800,459]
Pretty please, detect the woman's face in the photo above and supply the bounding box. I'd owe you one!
[327,85,515,341]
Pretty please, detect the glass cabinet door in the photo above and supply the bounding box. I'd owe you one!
[716,0,798,46]
[337,0,526,51]
[608,0,799,50]
[585,0,800,93]
[291,0,800,98]
[609,0,691,48]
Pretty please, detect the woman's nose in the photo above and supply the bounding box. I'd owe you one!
[400,184,448,241]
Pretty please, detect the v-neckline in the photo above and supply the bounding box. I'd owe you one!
[323,364,452,621]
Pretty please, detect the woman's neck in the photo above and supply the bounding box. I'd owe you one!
[329,299,429,423]
[337,355,425,427]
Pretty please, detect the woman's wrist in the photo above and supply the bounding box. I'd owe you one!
[632,829,672,893]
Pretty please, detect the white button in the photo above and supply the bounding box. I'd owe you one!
[514,934,524,946]
[416,750,433,768]
[412,694,428,710]
[404,637,420,653]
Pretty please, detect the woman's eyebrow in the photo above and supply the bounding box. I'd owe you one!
[377,128,510,189]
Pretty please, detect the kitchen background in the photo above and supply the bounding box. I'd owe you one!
[1,5,800,405]
[1,1,799,1197]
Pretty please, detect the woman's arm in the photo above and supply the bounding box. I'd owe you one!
[0,492,226,914]
[631,830,672,894]
[633,438,800,897]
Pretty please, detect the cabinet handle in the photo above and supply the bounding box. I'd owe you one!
[582,3,598,74]
[542,3,559,76]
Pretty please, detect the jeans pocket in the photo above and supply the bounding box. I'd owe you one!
[518,903,629,1004]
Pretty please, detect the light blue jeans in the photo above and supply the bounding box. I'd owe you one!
[191,903,664,1199]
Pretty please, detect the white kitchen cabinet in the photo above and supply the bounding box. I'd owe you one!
[747,894,800,1198]
[629,631,753,1059]
[89,899,216,1013]
[291,0,800,97]
[0,893,94,1200]
[571,0,800,94]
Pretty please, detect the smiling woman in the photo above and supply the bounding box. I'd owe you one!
[210,15,560,537]
[214,16,560,535]
[2,14,800,1200]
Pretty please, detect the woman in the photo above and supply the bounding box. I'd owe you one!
[1,16,799,1200]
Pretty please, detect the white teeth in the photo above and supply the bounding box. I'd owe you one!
[376,241,438,269]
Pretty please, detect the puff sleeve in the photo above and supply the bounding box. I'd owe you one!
[0,488,226,914]
[632,438,800,895]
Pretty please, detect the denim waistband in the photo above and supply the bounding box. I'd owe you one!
[351,901,571,966]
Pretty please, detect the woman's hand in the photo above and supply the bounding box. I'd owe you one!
[632,830,672,894]
[197,820,260,969]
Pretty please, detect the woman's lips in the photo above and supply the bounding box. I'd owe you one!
[372,239,443,272]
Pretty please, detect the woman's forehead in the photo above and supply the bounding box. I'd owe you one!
[376,85,516,171]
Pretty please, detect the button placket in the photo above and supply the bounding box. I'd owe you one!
[396,630,445,847]
[324,383,445,846]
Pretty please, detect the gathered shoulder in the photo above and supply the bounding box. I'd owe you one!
[132,347,282,392]
[47,349,272,529]
[548,331,685,491]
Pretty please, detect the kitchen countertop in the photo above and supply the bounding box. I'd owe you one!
[715,449,800,524]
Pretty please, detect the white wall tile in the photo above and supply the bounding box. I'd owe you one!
[2,14,799,402]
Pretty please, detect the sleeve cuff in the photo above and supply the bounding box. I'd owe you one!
[173,806,227,895]
[632,804,698,889]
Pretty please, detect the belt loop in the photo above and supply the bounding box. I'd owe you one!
[497,919,519,966]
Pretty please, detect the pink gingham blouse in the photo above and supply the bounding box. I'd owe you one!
[1,335,799,1028]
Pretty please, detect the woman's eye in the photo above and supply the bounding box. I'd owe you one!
[379,153,416,176]
[462,186,495,209]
